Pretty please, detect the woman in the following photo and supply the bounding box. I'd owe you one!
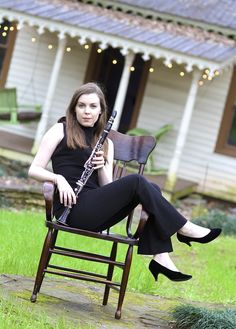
[28,82,221,282]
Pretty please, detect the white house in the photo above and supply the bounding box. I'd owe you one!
[1,0,236,202]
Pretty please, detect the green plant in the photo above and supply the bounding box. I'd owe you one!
[172,304,236,329]
[127,124,172,174]
[191,204,209,218]
[192,209,236,236]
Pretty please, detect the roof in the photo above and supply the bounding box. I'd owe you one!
[1,0,236,74]
[111,0,236,30]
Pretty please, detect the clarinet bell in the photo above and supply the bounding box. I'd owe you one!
[56,207,71,225]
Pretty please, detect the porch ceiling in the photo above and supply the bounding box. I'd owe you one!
[1,0,236,74]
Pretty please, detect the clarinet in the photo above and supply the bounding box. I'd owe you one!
[57,110,117,225]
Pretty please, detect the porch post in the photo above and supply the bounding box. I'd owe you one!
[31,36,67,154]
[164,70,201,200]
[112,52,135,130]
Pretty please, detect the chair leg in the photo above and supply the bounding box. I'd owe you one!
[103,242,118,306]
[37,229,58,293]
[115,245,133,320]
[30,228,54,302]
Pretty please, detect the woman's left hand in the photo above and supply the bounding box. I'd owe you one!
[92,150,105,169]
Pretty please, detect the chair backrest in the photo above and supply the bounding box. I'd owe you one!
[0,88,17,113]
[108,129,156,179]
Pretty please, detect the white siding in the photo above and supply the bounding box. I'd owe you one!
[4,26,88,136]
[139,61,236,201]
[138,61,192,169]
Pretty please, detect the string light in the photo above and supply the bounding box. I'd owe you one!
[10,26,14,31]
[3,26,8,31]
[2,32,7,37]
[16,24,21,30]
[19,31,223,89]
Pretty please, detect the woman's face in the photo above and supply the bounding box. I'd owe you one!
[75,93,101,127]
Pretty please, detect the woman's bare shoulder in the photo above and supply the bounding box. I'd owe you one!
[44,122,64,141]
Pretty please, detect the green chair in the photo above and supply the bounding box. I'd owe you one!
[0,88,41,124]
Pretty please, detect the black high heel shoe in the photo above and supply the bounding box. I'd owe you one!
[177,228,222,247]
[148,260,192,282]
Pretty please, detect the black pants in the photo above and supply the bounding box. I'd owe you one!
[55,174,187,255]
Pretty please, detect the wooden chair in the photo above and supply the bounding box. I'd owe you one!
[0,88,41,124]
[30,130,156,319]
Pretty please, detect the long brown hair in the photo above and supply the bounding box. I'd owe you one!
[66,82,108,153]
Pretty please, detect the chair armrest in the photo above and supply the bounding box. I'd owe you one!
[131,209,149,239]
[43,181,55,221]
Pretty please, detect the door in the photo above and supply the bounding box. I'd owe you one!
[84,44,150,132]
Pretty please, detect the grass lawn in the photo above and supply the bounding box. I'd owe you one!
[0,294,81,329]
[0,208,236,327]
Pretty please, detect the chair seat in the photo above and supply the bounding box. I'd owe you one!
[46,221,139,245]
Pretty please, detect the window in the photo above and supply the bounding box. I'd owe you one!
[0,20,17,88]
[215,66,236,157]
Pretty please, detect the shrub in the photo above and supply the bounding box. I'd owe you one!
[192,209,236,236]
[172,304,236,329]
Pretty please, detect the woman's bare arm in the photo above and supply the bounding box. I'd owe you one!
[28,123,77,206]
[28,123,63,182]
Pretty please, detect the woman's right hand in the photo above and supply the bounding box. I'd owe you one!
[55,175,77,207]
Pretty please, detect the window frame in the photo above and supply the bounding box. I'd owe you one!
[215,66,236,157]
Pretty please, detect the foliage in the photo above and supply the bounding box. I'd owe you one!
[126,124,172,174]
[127,124,173,141]
[192,209,236,236]
[0,156,28,178]
[172,304,236,329]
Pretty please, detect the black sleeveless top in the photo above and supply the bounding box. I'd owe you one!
[51,124,100,216]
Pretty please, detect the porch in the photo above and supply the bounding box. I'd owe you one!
[0,130,197,200]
